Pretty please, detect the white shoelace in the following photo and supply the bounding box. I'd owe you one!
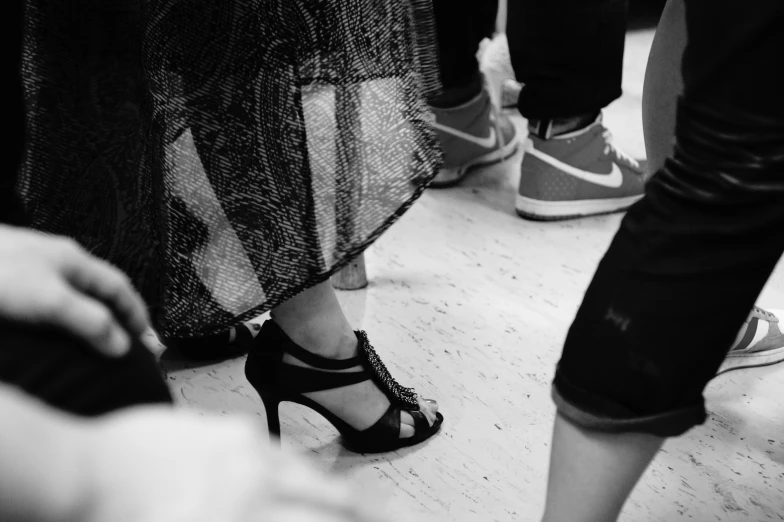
[602,128,640,169]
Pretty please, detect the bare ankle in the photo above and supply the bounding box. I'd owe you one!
[270,312,357,360]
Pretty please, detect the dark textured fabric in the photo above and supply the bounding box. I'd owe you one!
[2,1,170,417]
[509,0,627,119]
[428,0,626,117]
[2,0,27,227]
[0,324,172,416]
[551,378,705,437]
[18,0,442,339]
[431,0,497,92]
[553,0,784,436]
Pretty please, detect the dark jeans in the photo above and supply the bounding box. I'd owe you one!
[432,0,626,118]
[432,0,498,93]
[553,0,784,437]
[2,0,172,417]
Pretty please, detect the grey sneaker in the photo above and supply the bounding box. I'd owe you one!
[429,87,519,188]
[516,114,647,220]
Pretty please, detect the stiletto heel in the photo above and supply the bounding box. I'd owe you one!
[244,320,443,453]
[259,392,282,441]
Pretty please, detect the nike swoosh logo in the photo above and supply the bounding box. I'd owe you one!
[527,142,623,188]
[432,121,497,148]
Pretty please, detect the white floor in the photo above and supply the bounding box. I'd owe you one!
[162,29,784,522]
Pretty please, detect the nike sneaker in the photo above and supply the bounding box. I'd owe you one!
[429,87,520,188]
[718,306,784,375]
[516,114,646,221]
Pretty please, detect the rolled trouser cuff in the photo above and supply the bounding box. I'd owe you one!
[552,366,707,438]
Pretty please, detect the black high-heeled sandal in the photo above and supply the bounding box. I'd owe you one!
[245,320,443,453]
[168,323,257,361]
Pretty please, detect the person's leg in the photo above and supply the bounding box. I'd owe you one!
[508,0,647,221]
[543,416,663,521]
[249,280,439,441]
[642,0,685,173]
[429,0,497,108]
[175,2,505,359]
[642,0,784,375]
[509,0,625,126]
[0,326,172,416]
[428,0,520,188]
[543,0,784,519]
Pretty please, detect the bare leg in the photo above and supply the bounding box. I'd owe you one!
[544,0,784,519]
[271,281,438,438]
[272,281,357,359]
[542,415,663,522]
[642,0,686,173]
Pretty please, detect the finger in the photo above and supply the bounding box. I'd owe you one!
[58,244,150,336]
[48,285,131,357]
[77,260,150,337]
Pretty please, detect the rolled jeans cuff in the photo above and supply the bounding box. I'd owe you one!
[551,366,707,438]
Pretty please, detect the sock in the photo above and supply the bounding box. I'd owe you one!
[528,111,600,139]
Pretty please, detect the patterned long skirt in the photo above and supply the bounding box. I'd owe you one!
[19,0,442,338]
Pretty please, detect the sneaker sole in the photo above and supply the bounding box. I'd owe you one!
[515,194,644,221]
[716,345,784,376]
[430,138,520,189]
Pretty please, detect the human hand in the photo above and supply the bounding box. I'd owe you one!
[0,225,149,356]
[78,409,387,522]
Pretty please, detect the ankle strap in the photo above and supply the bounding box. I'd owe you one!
[264,321,363,370]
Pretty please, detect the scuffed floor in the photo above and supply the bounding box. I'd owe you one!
[161,29,784,522]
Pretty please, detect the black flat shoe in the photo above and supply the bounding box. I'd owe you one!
[169,323,257,361]
[245,320,443,453]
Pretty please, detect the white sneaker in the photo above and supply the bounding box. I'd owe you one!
[718,306,784,375]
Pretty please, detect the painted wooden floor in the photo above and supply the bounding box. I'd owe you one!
[160,29,784,522]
